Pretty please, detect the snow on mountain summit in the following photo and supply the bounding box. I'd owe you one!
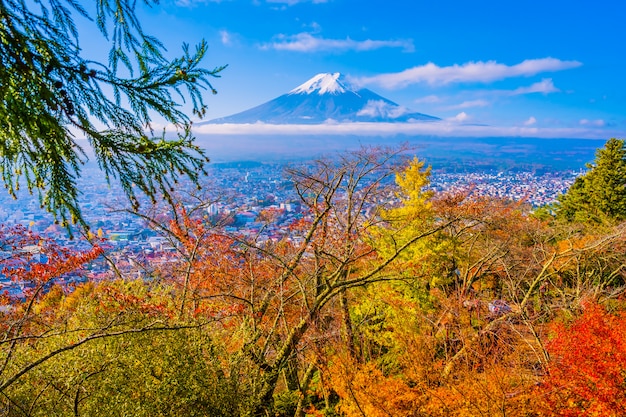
[289,73,350,95]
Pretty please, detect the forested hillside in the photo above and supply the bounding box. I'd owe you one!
[2,142,626,416]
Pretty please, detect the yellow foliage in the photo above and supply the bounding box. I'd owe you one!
[374,157,436,268]
[395,157,433,205]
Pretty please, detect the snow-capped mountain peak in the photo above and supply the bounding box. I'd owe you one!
[289,72,349,95]
[203,72,440,124]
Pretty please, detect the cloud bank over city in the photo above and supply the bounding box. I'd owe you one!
[193,120,617,140]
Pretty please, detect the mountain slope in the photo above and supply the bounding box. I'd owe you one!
[206,73,439,124]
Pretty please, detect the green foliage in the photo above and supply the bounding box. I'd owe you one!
[558,138,626,222]
[0,0,225,225]
[2,279,253,416]
[78,331,247,417]
[273,390,300,417]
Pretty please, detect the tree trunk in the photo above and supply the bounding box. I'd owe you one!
[340,288,358,361]
[250,318,311,417]
[295,361,317,417]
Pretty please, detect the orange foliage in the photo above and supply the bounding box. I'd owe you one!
[328,355,426,417]
[325,283,544,417]
[423,364,538,416]
[327,352,538,417]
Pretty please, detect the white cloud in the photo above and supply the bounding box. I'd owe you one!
[579,118,605,127]
[177,0,325,7]
[193,121,615,139]
[408,80,559,115]
[266,0,328,4]
[444,100,489,110]
[448,112,470,123]
[414,95,442,104]
[510,78,559,95]
[306,21,322,32]
[175,0,224,6]
[219,30,232,46]
[356,100,410,119]
[357,58,582,88]
[524,116,537,126]
[438,79,562,104]
[262,32,414,53]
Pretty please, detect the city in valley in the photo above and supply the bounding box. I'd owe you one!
[0,153,582,292]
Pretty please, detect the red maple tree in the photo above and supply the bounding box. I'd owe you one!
[539,302,626,416]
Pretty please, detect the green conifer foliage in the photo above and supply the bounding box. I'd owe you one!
[558,138,626,222]
[0,0,225,226]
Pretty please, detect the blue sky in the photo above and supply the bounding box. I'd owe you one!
[91,0,626,139]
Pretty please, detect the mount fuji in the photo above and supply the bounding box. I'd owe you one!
[204,73,440,124]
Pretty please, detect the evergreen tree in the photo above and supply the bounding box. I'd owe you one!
[558,138,626,222]
[0,0,225,226]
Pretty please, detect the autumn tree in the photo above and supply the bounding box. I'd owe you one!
[326,177,553,416]
[329,182,626,416]
[0,225,103,408]
[558,138,626,222]
[0,0,225,225]
[129,147,460,416]
[6,146,626,415]
[0,225,248,415]
[547,223,626,305]
[299,151,626,416]
[538,302,626,416]
[246,150,626,416]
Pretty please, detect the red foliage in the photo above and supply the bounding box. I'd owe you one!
[0,224,103,302]
[539,302,626,416]
[0,224,105,343]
